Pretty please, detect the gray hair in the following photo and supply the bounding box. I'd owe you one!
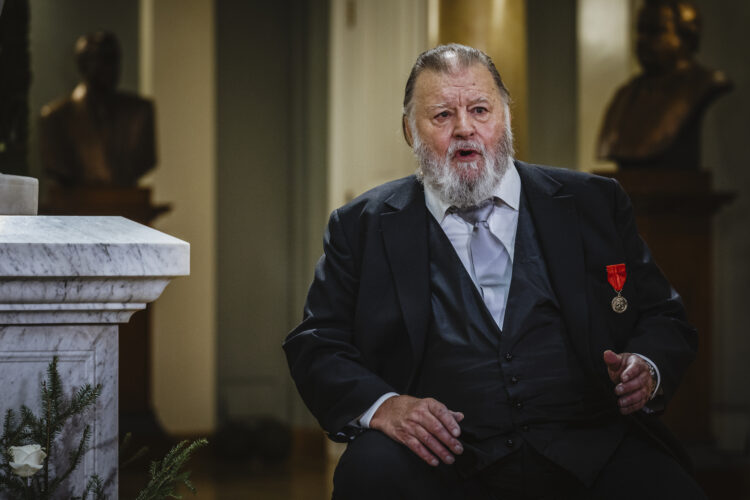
[401,44,510,143]
[402,43,510,118]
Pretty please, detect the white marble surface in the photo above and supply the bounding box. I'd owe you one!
[0,216,188,324]
[0,325,118,497]
[0,216,189,498]
[0,216,190,499]
[0,216,188,277]
[0,174,38,215]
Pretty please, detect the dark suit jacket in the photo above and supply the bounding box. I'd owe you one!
[284,161,697,454]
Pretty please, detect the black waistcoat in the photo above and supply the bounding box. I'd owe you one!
[413,191,625,486]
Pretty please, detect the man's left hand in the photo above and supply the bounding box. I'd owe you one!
[603,350,655,414]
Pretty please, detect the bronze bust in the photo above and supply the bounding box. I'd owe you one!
[40,31,156,187]
[597,0,732,170]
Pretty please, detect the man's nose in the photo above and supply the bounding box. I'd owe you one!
[453,110,474,139]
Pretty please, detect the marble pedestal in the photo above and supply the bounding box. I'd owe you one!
[0,216,189,498]
[0,173,38,215]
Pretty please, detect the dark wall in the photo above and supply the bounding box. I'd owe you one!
[526,0,578,169]
[0,0,31,175]
[216,0,328,426]
[693,0,750,427]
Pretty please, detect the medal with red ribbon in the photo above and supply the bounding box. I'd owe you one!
[606,263,628,313]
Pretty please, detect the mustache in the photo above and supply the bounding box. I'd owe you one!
[446,140,487,159]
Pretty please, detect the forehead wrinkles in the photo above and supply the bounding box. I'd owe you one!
[414,67,500,111]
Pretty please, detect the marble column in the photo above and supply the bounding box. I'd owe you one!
[0,173,38,215]
[0,216,189,498]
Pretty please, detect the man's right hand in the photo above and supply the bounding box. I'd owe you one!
[369,395,464,467]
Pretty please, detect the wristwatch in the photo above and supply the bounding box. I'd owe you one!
[646,363,657,395]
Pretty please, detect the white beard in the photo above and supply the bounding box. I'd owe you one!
[413,118,514,209]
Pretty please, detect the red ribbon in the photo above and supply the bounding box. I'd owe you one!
[606,263,626,292]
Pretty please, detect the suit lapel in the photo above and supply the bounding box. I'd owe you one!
[517,162,595,375]
[380,179,431,372]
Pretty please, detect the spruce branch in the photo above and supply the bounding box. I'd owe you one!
[135,439,208,500]
[0,409,31,450]
[18,406,38,443]
[119,432,149,470]
[48,424,91,493]
[0,356,102,499]
[72,474,105,500]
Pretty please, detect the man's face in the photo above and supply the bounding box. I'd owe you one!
[406,62,512,208]
[408,63,508,185]
[78,41,121,92]
[636,5,684,74]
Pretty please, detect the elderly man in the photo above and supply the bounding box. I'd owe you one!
[284,44,704,499]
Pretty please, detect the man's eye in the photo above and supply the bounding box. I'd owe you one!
[473,107,488,114]
[435,111,450,119]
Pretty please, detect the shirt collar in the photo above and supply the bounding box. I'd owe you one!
[423,160,521,222]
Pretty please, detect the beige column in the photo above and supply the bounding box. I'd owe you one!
[139,0,217,435]
[433,0,528,161]
[576,0,637,172]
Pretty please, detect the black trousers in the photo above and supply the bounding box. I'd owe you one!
[332,429,707,500]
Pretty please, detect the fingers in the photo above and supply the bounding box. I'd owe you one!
[615,369,650,396]
[617,387,650,414]
[402,427,445,467]
[603,352,654,413]
[372,396,464,467]
[420,400,464,457]
[614,364,652,414]
[603,349,622,370]
[603,350,624,383]
[412,423,457,466]
[603,349,621,367]
[429,399,462,437]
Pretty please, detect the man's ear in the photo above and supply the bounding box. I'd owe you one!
[402,115,413,148]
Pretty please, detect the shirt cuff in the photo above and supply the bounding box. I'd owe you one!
[357,392,400,428]
[633,353,661,400]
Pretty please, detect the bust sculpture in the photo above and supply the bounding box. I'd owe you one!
[597,0,732,170]
[39,31,156,187]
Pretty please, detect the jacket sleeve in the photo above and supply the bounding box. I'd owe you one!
[611,179,698,411]
[283,208,396,441]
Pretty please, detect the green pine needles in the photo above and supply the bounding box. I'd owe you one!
[0,357,207,499]
[0,356,102,499]
[135,439,207,500]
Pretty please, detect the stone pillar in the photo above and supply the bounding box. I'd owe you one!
[0,216,189,498]
[0,173,38,215]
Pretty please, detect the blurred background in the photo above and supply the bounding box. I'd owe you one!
[1,0,748,497]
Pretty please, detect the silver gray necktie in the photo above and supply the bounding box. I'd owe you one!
[457,200,512,326]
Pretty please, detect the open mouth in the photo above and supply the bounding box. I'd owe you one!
[456,148,480,159]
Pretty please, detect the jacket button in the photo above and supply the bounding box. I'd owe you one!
[522,425,530,432]
[505,439,514,448]
[514,400,523,409]
[505,352,513,361]
[510,375,519,384]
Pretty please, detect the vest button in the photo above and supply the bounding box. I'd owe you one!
[505,438,514,448]
[510,375,519,384]
[522,425,530,432]
[514,400,523,409]
[504,352,513,361]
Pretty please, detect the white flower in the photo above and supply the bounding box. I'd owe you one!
[9,444,47,478]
